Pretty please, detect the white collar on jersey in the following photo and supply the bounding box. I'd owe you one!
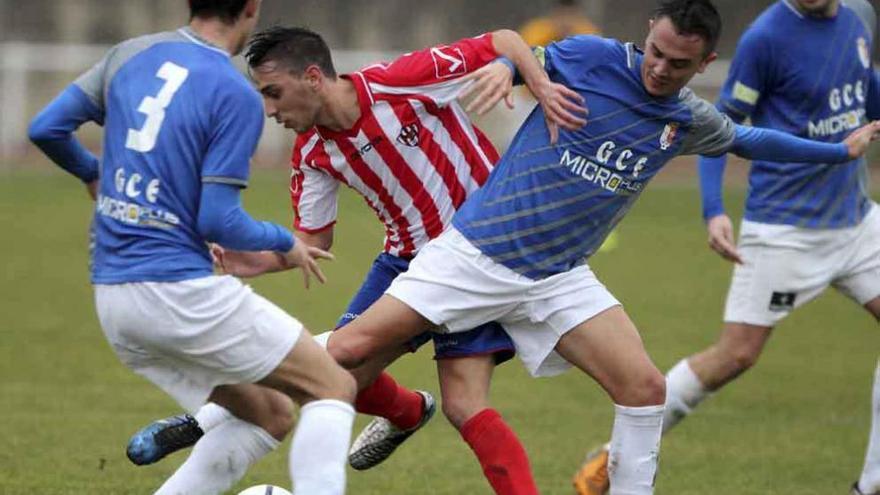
[178,26,230,57]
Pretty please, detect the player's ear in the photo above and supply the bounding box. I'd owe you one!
[697,51,718,73]
[304,65,323,89]
[244,0,261,19]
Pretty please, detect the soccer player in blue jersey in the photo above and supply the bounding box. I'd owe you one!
[318,0,880,493]
[27,1,358,494]
[575,1,880,494]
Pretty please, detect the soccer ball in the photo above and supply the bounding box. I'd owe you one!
[237,485,292,495]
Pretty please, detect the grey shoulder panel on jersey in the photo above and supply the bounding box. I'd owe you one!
[843,0,877,40]
[73,30,188,112]
[678,87,737,156]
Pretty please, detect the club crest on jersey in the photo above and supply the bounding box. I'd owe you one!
[858,37,871,69]
[397,122,421,147]
[430,46,467,79]
[659,122,679,150]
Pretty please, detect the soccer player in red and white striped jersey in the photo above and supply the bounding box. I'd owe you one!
[289,37,501,258]
[213,26,585,494]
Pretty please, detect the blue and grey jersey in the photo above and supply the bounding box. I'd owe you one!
[73,28,265,283]
[453,37,737,280]
[711,0,877,228]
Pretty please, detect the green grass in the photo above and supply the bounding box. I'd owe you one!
[1,169,877,494]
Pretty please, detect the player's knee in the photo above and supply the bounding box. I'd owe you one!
[327,334,369,370]
[615,369,666,407]
[441,395,486,430]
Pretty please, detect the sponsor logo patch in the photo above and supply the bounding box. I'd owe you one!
[768,291,797,312]
[430,46,467,79]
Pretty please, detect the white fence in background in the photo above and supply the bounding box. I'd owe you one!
[0,42,729,166]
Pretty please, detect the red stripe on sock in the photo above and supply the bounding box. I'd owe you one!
[354,372,424,430]
[459,408,538,495]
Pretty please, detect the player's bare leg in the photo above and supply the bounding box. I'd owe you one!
[156,330,356,495]
[853,297,880,495]
[327,298,437,469]
[439,356,539,495]
[573,320,772,495]
[555,306,665,495]
[327,294,434,369]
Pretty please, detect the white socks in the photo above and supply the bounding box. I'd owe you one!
[194,402,233,432]
[859,360,880,494]
[290,399,356,495]
[154,418,280,495]
[608,404,664,495]
[663,359,709,433]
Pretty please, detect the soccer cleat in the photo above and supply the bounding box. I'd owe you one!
[126,414,204,465]
[348,390,436,470]
[852,481,880,495]
[573,443,610,495]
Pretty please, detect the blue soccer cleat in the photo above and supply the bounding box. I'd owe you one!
[126,414,204,465]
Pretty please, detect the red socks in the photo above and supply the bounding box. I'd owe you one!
[354,371,424,430]
[459,408,539,495]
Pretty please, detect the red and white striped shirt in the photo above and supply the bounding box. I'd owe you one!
[290,34,501,258]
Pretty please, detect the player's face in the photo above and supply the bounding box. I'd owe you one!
[794,0,838,16]
[641,17,716,97]
[253,64,322,133]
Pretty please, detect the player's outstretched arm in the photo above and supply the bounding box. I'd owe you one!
[729,121,880,163]
[28,85,103,199]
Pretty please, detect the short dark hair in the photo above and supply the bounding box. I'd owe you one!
[653,0,722,55]
[189,0,249,23]
[245,26,337,79]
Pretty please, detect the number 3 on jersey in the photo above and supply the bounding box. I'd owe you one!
[126,62,189,153]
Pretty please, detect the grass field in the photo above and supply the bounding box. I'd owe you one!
[2,168,878,494]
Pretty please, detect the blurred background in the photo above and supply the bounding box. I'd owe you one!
[4,2,880,494]
[4,0,877,170]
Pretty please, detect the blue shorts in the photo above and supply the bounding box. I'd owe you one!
[335,253,515,364]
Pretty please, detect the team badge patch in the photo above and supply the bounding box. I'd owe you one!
[768,291,797,312]
[430,46,467,79]
[659,122,679,150]
[858,37,871,69]
[397,122,421,147]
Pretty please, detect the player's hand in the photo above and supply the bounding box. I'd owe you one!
[281,240,334,289]
[86,179,98,201]
[706,213,743,264]
[531,79,588,144]
[459,61,516,115]
[844,120,880,159]
[212,245,284,278]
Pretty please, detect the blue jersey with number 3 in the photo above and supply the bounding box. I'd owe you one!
[74,28,264,284]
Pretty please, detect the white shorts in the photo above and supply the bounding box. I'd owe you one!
[724,204,880,327]
[386,228,621,377]
[94,275,302,412]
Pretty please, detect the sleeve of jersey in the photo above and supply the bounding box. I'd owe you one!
[697,106,749,220]
[201,85,264,187]
[715,30,769,121]
[290,158,340,233]
[730,125,849,163]
[362,33,498,106]
[198,182,294,252]
[28,84,104,183]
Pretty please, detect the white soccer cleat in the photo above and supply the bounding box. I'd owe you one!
[852,482,880,495]
[348,390,436,470]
